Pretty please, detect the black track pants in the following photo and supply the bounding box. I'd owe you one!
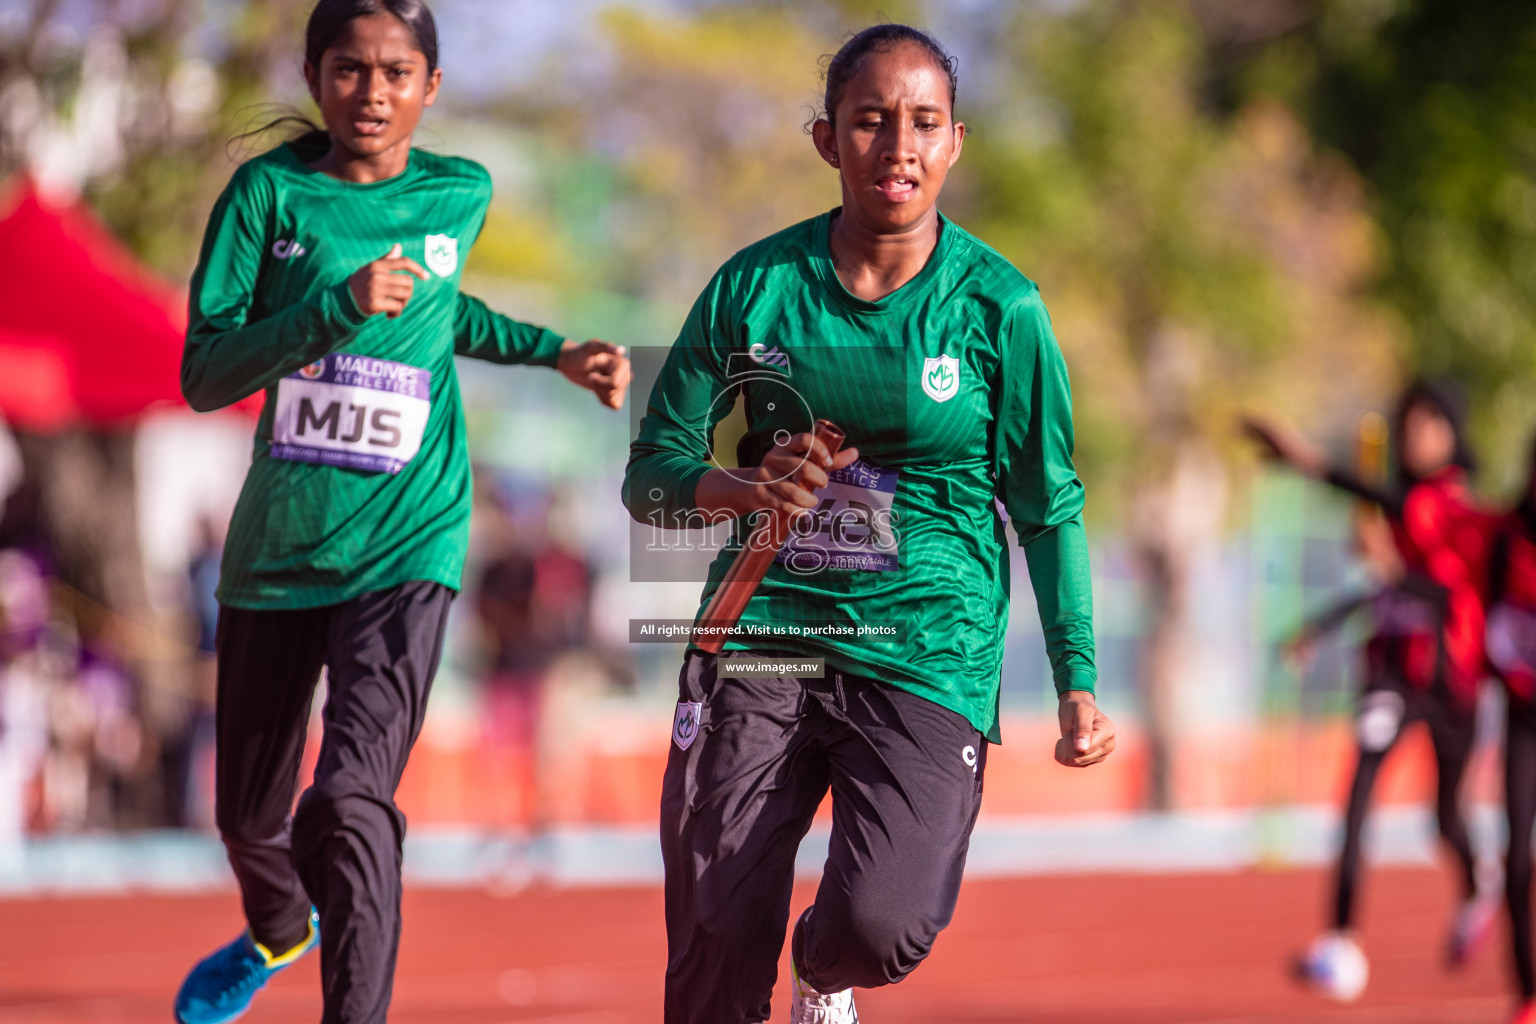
[213,580,453,1024]
[661,650,986,1024]
[1506,695,1536,999]
[1332,671,1477,931]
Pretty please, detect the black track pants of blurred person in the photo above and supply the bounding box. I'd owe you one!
[1333,671,1477,932]
[661,651,986,1024]
[214,580,453,1024]
[1505,695,1536,1000]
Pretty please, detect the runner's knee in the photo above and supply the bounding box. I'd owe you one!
[216,801,290,846]
[801,898,940,989]
[289,773,404,869]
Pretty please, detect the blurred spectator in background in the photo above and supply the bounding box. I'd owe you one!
[2,560,147,835]
[473,480,594,829]
[69,641,143,829]
[0,547,52,850]
[155,516,221,829]
[0,427,157,835]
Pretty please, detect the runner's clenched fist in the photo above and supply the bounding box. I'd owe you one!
[348,243,430,318]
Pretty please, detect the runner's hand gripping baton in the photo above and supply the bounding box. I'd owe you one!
[695,419,846,655]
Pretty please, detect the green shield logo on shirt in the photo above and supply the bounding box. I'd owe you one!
[921,354,959,403]
[425,233,458,278]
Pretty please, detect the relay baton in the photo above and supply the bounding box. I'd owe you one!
[695,419,846,655]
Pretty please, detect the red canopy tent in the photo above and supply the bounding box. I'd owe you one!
[0,179,253,432]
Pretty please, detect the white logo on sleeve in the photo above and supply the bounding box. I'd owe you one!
[921,354,959,402]
[271,239,307,260]
[673,701,703,751]
[748,343,790,369]
[425,234,458,277]
[962,744,978,774]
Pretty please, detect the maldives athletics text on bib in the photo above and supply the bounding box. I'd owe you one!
[776,457,900,573]
[271,354,431,474]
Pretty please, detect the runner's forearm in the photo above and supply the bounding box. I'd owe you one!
[1296,591,1381,641]
[1324,465,1406,519]
[997,298,1096,695]
[451,293,566,366]
[183,282,367,411]
[1022,518,1097,695]
[625,446,715,522]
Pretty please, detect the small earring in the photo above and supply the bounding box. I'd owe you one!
[830,157,839,166]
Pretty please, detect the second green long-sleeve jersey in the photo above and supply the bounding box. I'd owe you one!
[623,210,1095,742]
[184,141,565,609]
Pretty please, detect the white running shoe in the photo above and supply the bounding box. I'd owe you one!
[1293,931,1368,1003]
[790,960,859,1024]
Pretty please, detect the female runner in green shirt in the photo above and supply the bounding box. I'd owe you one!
[172,3,629,1023]
[625,24,1115,1024]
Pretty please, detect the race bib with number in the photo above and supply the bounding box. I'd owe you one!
[270,355,431,474]
[1488,603,1536,678]
[776,457,899,573]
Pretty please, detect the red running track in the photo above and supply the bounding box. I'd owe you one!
[0,868,1513,1023]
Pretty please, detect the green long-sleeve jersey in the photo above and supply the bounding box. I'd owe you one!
[624,211,1095,742]
[184,141,565,609]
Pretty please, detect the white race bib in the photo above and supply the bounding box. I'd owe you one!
[776,458,899,573]
[270,355,430,474]
[1489,603,1536,677]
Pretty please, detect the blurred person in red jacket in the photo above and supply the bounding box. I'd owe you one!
[473,487,592,829]
[1248,380,1494,1002]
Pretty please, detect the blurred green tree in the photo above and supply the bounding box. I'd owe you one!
[957,0,1398,807]
[1233,0,1536,490]
[1,0,313,275]
[559,4,841,301]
